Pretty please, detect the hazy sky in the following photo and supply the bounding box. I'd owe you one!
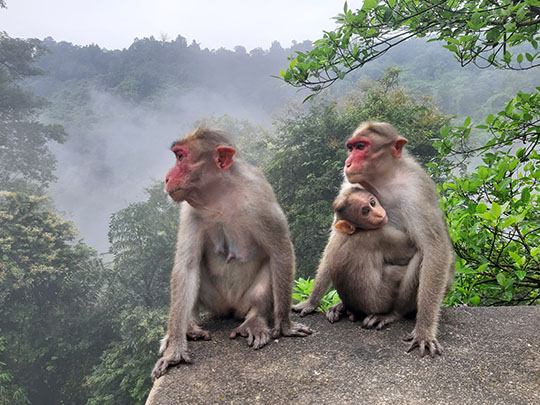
[0,0,361,51]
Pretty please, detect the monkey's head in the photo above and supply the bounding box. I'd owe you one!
[165,127,236,202]
[333,188,388,234]
[344,121,407,184]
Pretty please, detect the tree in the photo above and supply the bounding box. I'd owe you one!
[0,191,108,404]
[266,70,450,277]
[281,0,540,94]
[86,183,177,404]
[437,89,540,305]
[280,0,540,305]
[0,30,66,191]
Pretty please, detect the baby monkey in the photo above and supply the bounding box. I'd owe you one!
[294,186,418,329]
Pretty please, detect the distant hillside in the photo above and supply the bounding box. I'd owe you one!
[22,36,538,252]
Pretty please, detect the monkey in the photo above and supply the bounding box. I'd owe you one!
[293,185,418,327]
[295,122,455,357]
[333,186,389,235]
[151,127,311,382]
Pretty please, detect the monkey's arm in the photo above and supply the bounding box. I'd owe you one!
[292,232,336,317]
[404,203,454,357]
[380,225,416,265]
[151,206,204,382]
[258,206,311,338]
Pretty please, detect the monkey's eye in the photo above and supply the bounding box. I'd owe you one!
[361,207,370,216]
[347,144,353,152]
[176,152,183,161]
[370,199,376,207]
[356,142,366,150]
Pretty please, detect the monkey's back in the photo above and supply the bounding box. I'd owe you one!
[328,230,406,315]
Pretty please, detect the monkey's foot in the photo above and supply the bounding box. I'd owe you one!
[404,331,443,358]
[151,343,191,383]
[362,313,400,330]
[326,302,346,323]
[229,318,271,350]
[273,321,312,338]
[292,300,318,317]
[187,324,211,341]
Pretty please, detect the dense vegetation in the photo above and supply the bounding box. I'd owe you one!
[1,0,538,403]
[281,0,540,305]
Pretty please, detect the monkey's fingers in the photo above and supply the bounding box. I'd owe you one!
[151,352,191,383]
[187,329,211,341]
[281,322,313,337]
[405,335,443,358]
[229,329,248,339]
[251,331,271,350]
[292,301,317,317]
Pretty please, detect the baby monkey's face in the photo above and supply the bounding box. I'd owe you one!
[333,189,387,234]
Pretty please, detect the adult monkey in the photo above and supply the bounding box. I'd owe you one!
[152,128,311,382]
[295,122,454,357]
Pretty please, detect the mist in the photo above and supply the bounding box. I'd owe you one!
[47,84,299,252]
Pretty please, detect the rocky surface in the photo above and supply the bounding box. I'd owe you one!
[146,307,540,404]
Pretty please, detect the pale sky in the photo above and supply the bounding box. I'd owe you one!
[0,0,362,51]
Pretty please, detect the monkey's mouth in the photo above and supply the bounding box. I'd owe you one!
[167,187,185,202]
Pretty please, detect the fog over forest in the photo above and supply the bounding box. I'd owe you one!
[47,86,289,252]
[26,38,308,252]
[24,36,537,253]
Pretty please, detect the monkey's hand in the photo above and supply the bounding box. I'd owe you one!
[403,330,443,358]
[151,340,191,383]
[292,300,318,317]
[362,312,400,330]
[272,321,312,339]
[325,302,345,324]
[187,323,211,341]
[230,317,271,350]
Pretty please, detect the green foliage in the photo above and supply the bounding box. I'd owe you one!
[107,182,178,309]
[0,191,108,404]
[86,307,167,405]
[0,335,29,405]
[0,33,66,191]
[293,278,341,312]
[86,183,177,403]
[265,69,449,278]
[280,0,539,306]
[437,89,540,305]
[283,0,540,92]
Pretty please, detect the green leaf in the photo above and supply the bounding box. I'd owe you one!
[496,273,506,286]
[290,58,298,69]
[476,203,487,213]
[470,296,481,306]
[515,271,526,281]
[477,166,488,179]
[362,0,377,10]
[491,202,502,218]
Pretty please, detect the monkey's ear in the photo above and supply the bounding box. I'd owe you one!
[391,137,408,158]
[215,146,236,170]
[335,220,356,235]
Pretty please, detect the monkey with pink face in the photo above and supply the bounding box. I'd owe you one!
[294,122,454,357]
[152,128,311,382]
